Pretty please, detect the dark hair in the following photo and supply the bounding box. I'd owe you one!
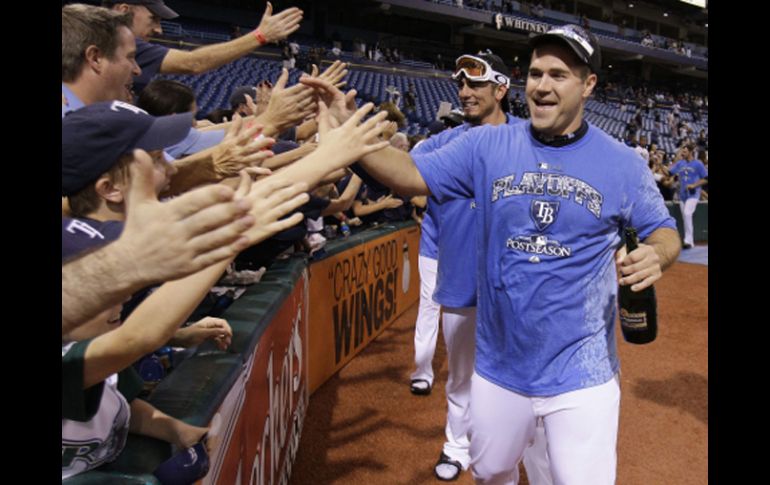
[137,79,196,116]
[501,92,511,113]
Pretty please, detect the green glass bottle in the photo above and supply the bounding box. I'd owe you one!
[618,227,658,344]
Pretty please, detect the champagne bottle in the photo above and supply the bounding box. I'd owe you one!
[618,227,658,344]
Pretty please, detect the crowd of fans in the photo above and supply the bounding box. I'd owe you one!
[61,1,408,481]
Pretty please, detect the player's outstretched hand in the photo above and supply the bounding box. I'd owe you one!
[299,75,358,126]
[616,243,663,292]
[120,150,256,285]
[314,101,391,168]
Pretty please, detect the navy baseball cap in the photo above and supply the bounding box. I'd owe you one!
[62,101,192,196]
[153,441,210,484]
[120,0,179,20]
[529,24,602,73]
[229,86,258,108]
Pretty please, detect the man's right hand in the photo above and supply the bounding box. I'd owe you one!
[255,2,303,44]
[311,101,391,171]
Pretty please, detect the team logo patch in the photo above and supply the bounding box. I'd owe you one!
[506,235,572,258]
[530,200,559,231]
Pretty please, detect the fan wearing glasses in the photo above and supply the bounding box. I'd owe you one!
[407,51,553,484]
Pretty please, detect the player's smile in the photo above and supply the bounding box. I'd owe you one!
[531,98,558,114]
[457,79,498,122]
[526,43,596,137]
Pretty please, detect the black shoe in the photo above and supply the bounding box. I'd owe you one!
[434,452,462,481]
[410,378,431,396]
[683,243,693,249]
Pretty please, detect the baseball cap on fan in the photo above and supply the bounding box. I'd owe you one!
[119,0,179,20]
[153,441,210,484]
[229,85,259,108]
[62,101,193,196]
[529,24,602,73]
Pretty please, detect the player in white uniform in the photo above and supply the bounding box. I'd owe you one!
[668,144,707,249]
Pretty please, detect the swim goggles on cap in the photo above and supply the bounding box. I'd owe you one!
[452,55,510,88]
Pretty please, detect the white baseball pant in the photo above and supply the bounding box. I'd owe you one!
[522,420,554,485]
[411,255,440,385]
[441,306,476,469]
[441,308,553,485]
[469,373,620,485]
[679,197,698,247]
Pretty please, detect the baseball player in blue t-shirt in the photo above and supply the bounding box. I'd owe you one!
[408,52,552,483]
[668,144,708,249]
[329,25,681,485]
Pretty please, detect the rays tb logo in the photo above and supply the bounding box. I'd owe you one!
[530,200,559,231]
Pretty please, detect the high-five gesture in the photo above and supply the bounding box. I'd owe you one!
[314,101,391,166]
[261,68,318,134]
[300,76,358,127]
[310,60,349,89]
[233,169,310,246]
[211,116,275,177]
[122,150,256,280]
[255,2,303,44]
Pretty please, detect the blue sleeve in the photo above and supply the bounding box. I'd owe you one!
[625,157,677,240]
[668,161,682,176]
[418,198,439,258]
[134,39,169,93]
[412,129,478,203]
[698,161,708,179]
[166,128,226,158]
